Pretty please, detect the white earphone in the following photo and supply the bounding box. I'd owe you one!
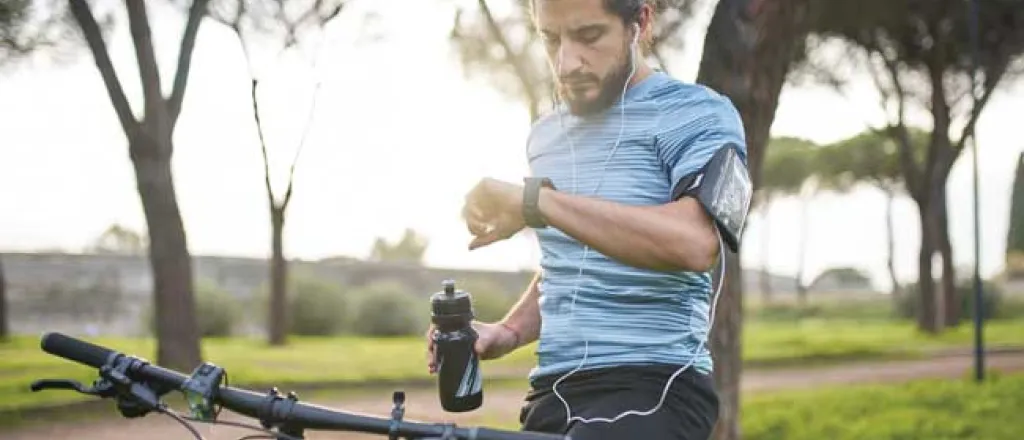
[548,18,730,428]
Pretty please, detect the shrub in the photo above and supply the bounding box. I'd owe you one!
[897,278,1005,321]
[143,279,241,337]
[349,281,427,337]
[285,275,348,336]
[455,277,516,323]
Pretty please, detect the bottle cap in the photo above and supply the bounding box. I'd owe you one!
[430,279,473,321]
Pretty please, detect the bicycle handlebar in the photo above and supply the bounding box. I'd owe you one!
[37,332,569,440]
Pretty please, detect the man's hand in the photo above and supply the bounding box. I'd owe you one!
[425,321,520,374]
[462,177,526,250]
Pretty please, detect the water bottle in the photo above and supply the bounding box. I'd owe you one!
[430,279,483,412]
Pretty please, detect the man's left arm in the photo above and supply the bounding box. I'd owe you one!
[536,94,748,273]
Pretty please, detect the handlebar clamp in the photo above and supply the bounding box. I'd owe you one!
[181,362,225,421]
[389,391,406,440]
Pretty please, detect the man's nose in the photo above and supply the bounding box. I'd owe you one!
[556,42,585,76]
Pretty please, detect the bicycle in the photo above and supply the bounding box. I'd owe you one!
[29,332,571,440]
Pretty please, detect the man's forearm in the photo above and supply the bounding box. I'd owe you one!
[498,271,542,347]
[536,188,718,272]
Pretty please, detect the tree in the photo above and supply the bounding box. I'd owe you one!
[449,0,700,123]
[62,0,212,370]
[88,224,148,255]
[695,1,812,438]
[1008,152,1024,279]
[803,0,1024,332]
[0,0,76,71]
[369,229,429,265]
[209,0,346,347]
[817,129,927,300]
[761,136,818,303]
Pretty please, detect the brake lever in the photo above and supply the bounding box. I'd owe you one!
[30,378,114,397]
[31,379,89,393]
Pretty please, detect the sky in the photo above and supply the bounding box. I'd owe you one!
[1,0,1022,292]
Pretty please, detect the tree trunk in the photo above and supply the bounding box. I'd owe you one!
[710,250,743,440]
[935,183,959,327]
[695,1,810,438]
[68,0,207,372]
[760,198,772,303]
[131,136,202,371]
[884,187,901,301]
[795,186,811,305]
[916,199,941,334]
[269,207,288,346]
[0,254,8,340]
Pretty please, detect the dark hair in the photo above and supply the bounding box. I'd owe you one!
[603,0,648,26]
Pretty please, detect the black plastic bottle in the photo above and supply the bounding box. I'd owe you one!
[430,279,483,412]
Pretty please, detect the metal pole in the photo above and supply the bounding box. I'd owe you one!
[968,0,984,383]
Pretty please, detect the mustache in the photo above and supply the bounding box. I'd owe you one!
[559,72,599,85]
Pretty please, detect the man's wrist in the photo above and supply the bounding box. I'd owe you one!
[498,321,523,348]
[523,177,554,228]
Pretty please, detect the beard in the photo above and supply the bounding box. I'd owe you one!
[557,47,633,117]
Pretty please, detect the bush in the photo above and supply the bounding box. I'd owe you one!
[897,278,1005,321]
[285,275,348,336]
[455,277,516,323]
[144,279,241,337]
[349,281,427,336]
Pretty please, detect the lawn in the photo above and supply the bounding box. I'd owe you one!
[3,318,1023,415]
[742,371,1024,440]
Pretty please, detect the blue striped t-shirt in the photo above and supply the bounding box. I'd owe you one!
[525,71,747,381]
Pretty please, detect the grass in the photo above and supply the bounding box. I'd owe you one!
[427,372,1024,439]
[3,318,1024,418]
[742,371,1024,440]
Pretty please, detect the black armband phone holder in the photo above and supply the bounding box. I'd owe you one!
[670,143,752,254]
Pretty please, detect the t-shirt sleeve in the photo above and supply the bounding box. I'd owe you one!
[654,88,748,199]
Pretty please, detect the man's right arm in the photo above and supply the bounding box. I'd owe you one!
[497,271,543,349]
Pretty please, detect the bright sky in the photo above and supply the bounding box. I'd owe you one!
[1,0,1022,291]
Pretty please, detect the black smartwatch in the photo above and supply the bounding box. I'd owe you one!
[523,177,554,228]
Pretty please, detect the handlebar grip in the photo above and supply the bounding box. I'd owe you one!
[472,428,571,440]
[40,332,117,369]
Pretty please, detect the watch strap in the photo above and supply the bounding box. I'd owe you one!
[523,177,553,228]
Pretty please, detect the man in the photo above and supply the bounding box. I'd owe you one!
[427,0,750,439]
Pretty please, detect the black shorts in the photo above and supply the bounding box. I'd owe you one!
[518,364,719,440]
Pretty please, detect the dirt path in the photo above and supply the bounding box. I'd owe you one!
[6,351,1024,440]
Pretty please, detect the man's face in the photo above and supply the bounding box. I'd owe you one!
[535,0,634,116]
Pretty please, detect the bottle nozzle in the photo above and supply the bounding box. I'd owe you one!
[442,279,456,297]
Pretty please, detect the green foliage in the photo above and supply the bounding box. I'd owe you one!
[456,277,516,323]
[747,300,896,322]
[349,281,428,337]
[88,224,147,255]
[897,279,1007,322]
[815,128,932,192]
[761,136,820,195]
[369,229,429,265]
[811,266,873,286]
[284,274,349,336]
[144,280,241,337]
[743,373,1024,440]
[1007,153,1024,277]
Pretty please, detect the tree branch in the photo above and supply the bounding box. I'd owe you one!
[868,32,923,202]
[168,0,211,124]
[124,0,163,117]
[282,81,322,210]
[477,0,540,116]
[68,0,137,137]
[251,79,275,208]
[954,63,1007,153]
